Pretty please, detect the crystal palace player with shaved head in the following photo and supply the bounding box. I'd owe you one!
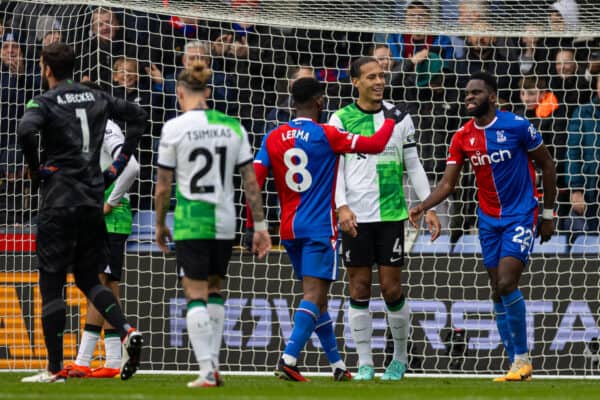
[409,71,557,382]
[17,43,147,383]
[246,77,406,381]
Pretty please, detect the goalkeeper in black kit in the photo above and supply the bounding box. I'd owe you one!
[17,43,147,383]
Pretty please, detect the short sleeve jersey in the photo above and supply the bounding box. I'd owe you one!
[255,117,362,240]
[329,101,415,222]
[447,110,543,218]
[157,109,253,240]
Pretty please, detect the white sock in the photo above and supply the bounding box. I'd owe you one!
[514,353,530,363]
[332,360,346,372]
[187,305,213,373]
[104,334,122,369]
[386,300,410,364]
[282,354,297,366]
[348,306,373,367]
[75,329,100,367]
[207,302,225,370]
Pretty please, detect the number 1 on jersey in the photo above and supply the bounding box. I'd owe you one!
[75,108,90,153]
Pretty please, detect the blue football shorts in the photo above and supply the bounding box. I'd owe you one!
[281,236,339,281]
[477,210,537,268]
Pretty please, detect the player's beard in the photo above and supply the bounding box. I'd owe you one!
[41,75,49,91]
[466,98,490,118]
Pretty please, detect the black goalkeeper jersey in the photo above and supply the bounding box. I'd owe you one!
[17,80,147,210]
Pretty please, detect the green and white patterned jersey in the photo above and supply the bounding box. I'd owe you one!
[100,120,134,234]
[157,109,253,240]
[330,101,419,223]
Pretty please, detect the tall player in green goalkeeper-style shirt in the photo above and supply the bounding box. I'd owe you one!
[68,118,140,378]
[330,57,441,381]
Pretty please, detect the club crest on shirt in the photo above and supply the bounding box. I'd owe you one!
[496,130,506,143]
[469,137,475,146]
[528,124,537,140]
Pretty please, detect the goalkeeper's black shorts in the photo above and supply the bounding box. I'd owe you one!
[36,206,108,274]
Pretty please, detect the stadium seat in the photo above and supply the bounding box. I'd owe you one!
[452,234,481,254]
[131,210,156,234]
[410,234,452,254]
[127,211,175,253]
[531,235,568,255]
[570,235,600,256]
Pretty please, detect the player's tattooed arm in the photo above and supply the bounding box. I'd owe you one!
[239,162,265,224]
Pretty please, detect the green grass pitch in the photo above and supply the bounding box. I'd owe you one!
[2,373,600,400]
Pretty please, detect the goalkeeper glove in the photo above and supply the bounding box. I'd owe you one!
[30,164,59,191]
[383,105,405,124]
[103,152,130,188]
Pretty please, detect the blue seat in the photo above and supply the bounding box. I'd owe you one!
[125,241,174,253]
[452,234,481,254]
[531,235,568,255]
[132,210,155,234]
[411,234,452,254]
[571,235,600,256]
[132,211,174,233]
[127,211,175,253]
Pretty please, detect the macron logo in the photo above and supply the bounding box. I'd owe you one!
[470,149,512,166]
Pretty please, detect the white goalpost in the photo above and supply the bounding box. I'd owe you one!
[1,0,599,377]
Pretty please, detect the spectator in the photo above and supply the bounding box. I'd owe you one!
[393,47,454,105]
[451,21,519,106]
[0,12,5,39]
[372,44,395,73]
[408,65,461,185]
[515,76,567,143]
[42,30,62,47]
[515,76,569,218]
[377,1,453,63]
[549,0,580,33]
[564,74,600,237]
[211,19,292,134]
[112,57,163,134]
[585,50,600,82]
[450,0,490,59]
[549,47,592,118]
[111,56,163,210]
[0,31,38,225]
[148,14,215,76]
[79,7,145,87]
[517,24,551,76]
[7,3,87,46]
[407,63,461,232]
[163,40,238,122]
[369,44,403,101]
[266,65,317,133]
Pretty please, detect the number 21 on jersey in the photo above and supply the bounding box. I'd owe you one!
[284,148,312,193]
[189,146,227,194]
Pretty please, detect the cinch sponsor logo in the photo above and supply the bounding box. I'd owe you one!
[470,149,512,166]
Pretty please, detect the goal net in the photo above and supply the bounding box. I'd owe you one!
[1,0,599,376]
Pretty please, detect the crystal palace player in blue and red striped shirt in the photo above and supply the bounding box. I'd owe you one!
[246,77,405,382]
[409,71,556,382]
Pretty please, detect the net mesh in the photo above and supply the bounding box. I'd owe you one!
[1,0,599,375]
